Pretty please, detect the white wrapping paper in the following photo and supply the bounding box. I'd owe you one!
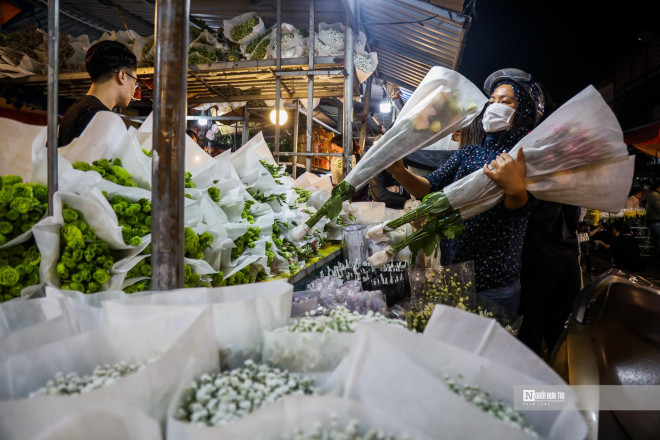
[0,308,216,440]
[168,395,432,440]
[33,408,163,440]
[444,86,634,218]
[334,323,587,440]
[102,280,293,368]
[344,66,487,191]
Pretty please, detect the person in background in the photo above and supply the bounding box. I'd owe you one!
[516,83,582,360]
[186,129,200,145]
[368,171,410,209]
[594,220,644,272]
[646,179,660,256]
[58,40,138,147]
[387,68,546,313]
[625,185,643,209]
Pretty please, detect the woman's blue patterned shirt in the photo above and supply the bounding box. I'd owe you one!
[425,136,530,291]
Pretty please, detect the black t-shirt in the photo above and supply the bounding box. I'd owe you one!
[58,95,110,147]
[611,234,643,272]
[522,200,580,261]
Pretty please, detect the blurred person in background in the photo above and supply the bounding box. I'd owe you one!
[625,185,643,209]
[594,220,644,272]
[646,179,660,257]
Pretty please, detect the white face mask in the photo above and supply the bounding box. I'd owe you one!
[448,140,459,150]
[482,103,516,133]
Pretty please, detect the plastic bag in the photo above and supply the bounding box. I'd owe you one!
[223,12,266,45]
[344,66,487,191]
[102,280,293,368]
[0,308,217,440]
[168,395,431,440]
[33,408,162,440]
[444,85,634,218]
[407,255,476,332]
[335,323,587,440]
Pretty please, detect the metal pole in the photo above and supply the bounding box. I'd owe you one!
[359,75,373,153]
[274,0,282,160]
[47,0,59,215]
[306,0,315,172]
[151,0,189,290]
[242,104,249,145]
[292,104,299,178]
[343,24,355,176]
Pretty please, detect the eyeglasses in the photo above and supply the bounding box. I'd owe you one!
[114,70,141,89]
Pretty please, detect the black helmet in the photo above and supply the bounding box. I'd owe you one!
[483,68,546,126]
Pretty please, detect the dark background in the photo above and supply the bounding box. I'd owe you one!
[457,0,658,106]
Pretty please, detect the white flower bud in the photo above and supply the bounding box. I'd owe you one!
[367,248,393,267]
[366,223,391,243]
[291,224,310,241]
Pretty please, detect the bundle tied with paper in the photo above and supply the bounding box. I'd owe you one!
[290,66,488,240]
[367,85,635,265]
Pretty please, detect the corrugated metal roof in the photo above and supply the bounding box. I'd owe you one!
[3,0,470,96]
[360,0,469,90]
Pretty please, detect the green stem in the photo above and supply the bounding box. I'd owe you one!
[385,192,454,229]
[391,212,463,254]
[304,181,355,228]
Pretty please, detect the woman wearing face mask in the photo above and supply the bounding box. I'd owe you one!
[387,69,547,313]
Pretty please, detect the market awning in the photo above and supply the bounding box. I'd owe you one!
[624,121,660,157]
[359,0,470,91]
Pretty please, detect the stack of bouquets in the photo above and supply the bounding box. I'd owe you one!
[6,108,344,298]
[0,175,47,301]
[292,66,487,240]
[173,395,432,440]
[262,305,406,373]
[325,322,587,440]
[367,85,636,264]
[0,308,217,440]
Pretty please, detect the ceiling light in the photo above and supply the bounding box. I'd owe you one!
[270,109,288,125]
[379,101,391,113]
[197,118,208,126]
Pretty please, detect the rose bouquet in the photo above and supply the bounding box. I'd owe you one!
[367,85,635,265]
[292,66,487,240]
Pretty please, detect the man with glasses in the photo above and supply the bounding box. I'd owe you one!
[58,40,138,147]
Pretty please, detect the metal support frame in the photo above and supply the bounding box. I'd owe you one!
[47,0,59,215]
[274,0,282,159]
[358,75,373,153]
[342,23,355,176]
[292,104,299,178]
[305,0,316,172]
[242,104,249,145]
[151,0,190,290]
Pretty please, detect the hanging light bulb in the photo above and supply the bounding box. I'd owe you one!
[269,109,288,125]
[197,118,208,126]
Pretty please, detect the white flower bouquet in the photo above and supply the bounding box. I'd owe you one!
[292,66,487,240]
[368,85,635,265]
[0,308,216,440]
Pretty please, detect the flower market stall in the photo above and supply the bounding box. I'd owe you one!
[0,1,639,439]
